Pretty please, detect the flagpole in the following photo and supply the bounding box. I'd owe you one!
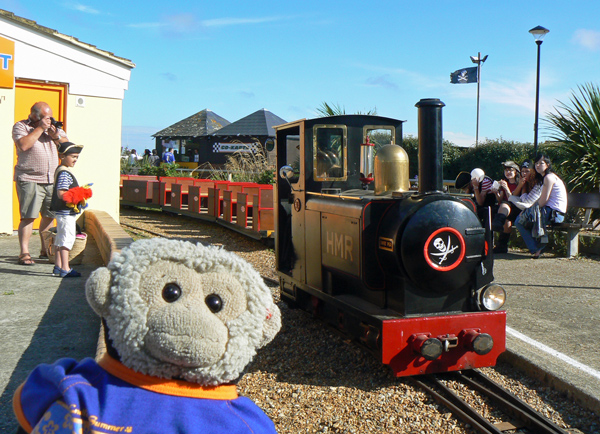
[470,52,488,146]
[476,53,481,146]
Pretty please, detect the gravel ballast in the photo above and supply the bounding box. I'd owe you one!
[120,207,598,434]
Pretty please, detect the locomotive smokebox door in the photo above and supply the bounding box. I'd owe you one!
[400,198,484,293]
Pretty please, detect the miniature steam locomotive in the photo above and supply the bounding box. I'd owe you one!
[273,99,506,376]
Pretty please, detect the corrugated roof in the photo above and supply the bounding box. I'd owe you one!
[153,109,230,138]
[0,9,135,68]
[212,109,287,138]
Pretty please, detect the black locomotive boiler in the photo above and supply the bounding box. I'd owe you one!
[273,99,506,376]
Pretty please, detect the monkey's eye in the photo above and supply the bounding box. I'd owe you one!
[205,294,223,313]
[162,283,182,303]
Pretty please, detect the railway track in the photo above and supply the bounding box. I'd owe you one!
[411,370,569,434]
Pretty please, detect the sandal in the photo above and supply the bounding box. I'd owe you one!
[39,250,48,259]
[532,245,547,259]
[18,253,35,266]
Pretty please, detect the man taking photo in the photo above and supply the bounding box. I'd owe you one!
[12,102,68,266]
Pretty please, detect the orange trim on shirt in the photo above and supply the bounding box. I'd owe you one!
[98,354,238,400]
[12,383,34,433]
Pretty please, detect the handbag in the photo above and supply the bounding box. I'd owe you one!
[516,207,535,229]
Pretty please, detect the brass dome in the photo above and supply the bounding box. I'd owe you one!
[374,144,410,195]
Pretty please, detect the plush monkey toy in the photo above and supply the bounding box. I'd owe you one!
[13,238,281,434]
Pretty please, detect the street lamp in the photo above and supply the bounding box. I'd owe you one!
[529,25,549,157]
[470,52,488,146]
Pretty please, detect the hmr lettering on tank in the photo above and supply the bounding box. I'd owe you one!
[326,231,353,261]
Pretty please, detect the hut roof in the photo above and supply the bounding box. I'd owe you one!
[211,109,286,138]
[153,109,230,138]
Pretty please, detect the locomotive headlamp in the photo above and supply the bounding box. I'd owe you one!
[478,284,506,311]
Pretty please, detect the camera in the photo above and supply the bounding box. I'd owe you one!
[50,117,63,129]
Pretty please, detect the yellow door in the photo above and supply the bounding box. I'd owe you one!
[13,81,67,230]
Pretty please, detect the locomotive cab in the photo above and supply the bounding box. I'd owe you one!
[273,100,506,377]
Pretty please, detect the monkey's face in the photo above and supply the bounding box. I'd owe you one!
[140,261,247,368]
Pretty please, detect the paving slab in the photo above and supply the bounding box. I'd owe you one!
[494,250,600,413]
[0,234,103,433]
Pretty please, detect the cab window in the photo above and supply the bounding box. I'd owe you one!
[313,125,346,181]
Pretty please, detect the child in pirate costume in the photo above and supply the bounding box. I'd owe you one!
[50,142,84,278]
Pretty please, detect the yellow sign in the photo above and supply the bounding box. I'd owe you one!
[0,36,15,89]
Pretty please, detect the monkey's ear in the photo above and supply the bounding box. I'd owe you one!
[259,302,281,348]
[85,267,112,317]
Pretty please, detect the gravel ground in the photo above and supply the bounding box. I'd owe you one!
[120,207,598,434]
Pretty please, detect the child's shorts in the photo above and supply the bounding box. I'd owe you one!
[54,214,77,250]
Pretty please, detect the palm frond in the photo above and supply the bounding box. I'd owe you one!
[544,82,600,192]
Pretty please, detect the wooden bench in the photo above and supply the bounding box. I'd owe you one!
[549,192,600,257]
[159,176,195,206]
[120,175,157,199]
[207,187,223,218]
[188,180,215,214]
[251,188,274,232]
[236,184,274,229]
[170,179,196,210]
[122,179,160,205]
[221,182,257,223]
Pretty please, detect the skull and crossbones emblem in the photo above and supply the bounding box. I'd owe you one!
[430,236,459,265]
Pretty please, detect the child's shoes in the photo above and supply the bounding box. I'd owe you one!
[62,268,82,278]
[52,265,62,277]
[53,267,81,278]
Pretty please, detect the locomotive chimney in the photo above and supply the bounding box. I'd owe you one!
[415,98,445,193]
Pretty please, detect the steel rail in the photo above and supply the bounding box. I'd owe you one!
[458,370,568,434]
[410,376,503,434]
[411,371,569,434]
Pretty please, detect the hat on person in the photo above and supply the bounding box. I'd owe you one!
[455,171,471,189]
[58,141,84,155]
[470,168,485,183]
[521,159,532,169]
[502,161,520,172]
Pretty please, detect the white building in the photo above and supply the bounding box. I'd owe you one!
[0,9,134,233]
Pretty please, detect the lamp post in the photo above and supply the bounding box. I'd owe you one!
[529,25,549,157]
[470,52,488,146]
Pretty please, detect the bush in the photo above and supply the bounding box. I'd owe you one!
[137,161,180,177]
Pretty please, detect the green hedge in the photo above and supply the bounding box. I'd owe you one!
[401,136,570,186]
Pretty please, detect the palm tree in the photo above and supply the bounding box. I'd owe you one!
[545,83,600,192]
[316,102,377,117]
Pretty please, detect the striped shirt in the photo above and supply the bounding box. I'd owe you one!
[12,119,66,184]
[54,170,75,216]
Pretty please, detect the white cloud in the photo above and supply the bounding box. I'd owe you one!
[572,29,600,51]
[201,16,283,27]
[161,13,199,37]
[481,80,533,111]
[127,22,164,29]
[65,3,100,14]
[444,131,476,147]
[365,74,398,90]
[127,15,286,32]
[161,72,177,81]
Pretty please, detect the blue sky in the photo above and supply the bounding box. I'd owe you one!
[5,0,600,151]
